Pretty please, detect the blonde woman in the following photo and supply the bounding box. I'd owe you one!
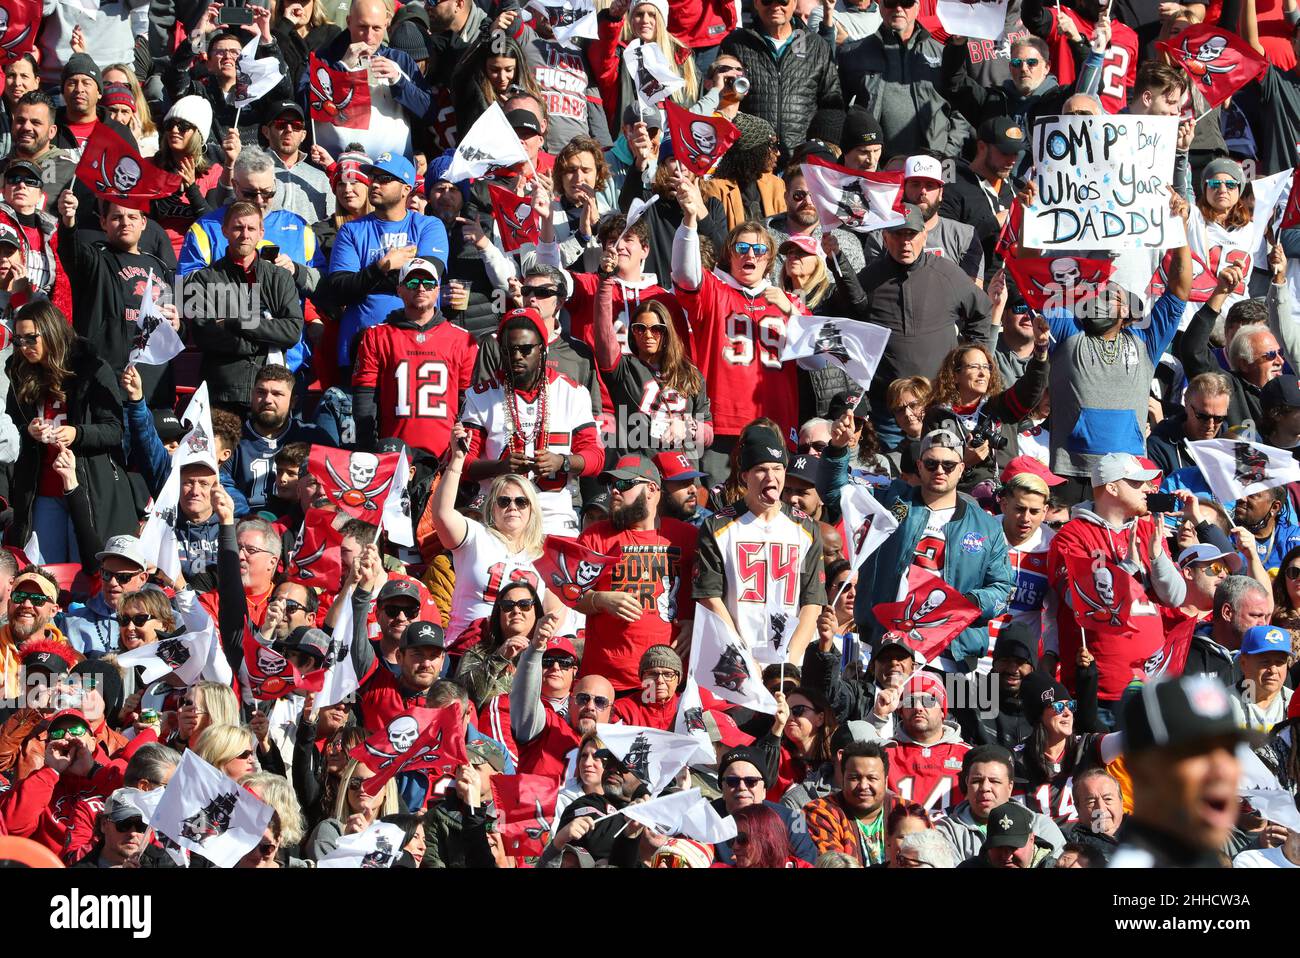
[271,0,343,85]
[305,759,400,861]
[102,64,158,156]
[591,0,698,129]
[193,723,258,781]
[176,681,240,750]
[242,771,307,858]
[434,428,565,652]
[778,235,834,313]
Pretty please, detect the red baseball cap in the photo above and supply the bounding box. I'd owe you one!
[499,307,547,344]
[653,451,707,482]
[778,234,820,257]
[999,455,1065,487]
[47,708,89,729]
[543,635,578,661]
[704,708,753,748]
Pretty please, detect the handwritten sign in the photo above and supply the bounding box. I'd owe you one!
[935,0,1009,42]
[1024,115,1185,252]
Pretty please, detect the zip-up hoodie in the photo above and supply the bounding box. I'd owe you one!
[936,798,1066,863]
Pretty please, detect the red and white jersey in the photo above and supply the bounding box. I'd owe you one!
[461,367,602,534]
[674,268,798,437]
[886,735,972,816]
[1045,9,1137,114]
[352,315,479,457]
[984,524,1057,672]
[447,519,547,650]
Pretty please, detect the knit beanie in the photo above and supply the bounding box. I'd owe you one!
[639,644,682,677]
[164,95,214,144]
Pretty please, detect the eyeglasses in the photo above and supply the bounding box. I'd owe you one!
[543,655,576,669]
[1189,407,1225,424]
[402,278,439,291]
[1287,566,1300,582]
[920,458,960,473]
[272,118,305,132]
[573,692,611,709]
[959,363,991,373]
[238,543,277,557]
[1206,179,1240,191]
[11,589,50,607]
[113,817,148,834]
[381,603,418,620]
[892,400,924,416]
[495,495,530,510]
[4,174,39,188]
[1009,57,1040,68]
[212,47,241,59]
[48,723,90,740]
[521,285,560,299]
[117,613,155,627]
[499,597,536,612]
[238,186,276,200]
[14,333,40,348]
[103,569,144,585]
[723,775,763,789]
[1049,700,1075,716]
[612,478,648,493]
[167,118,197,134]
[732,241,769,256]
[631,323,667,336]
[506,342,539,356]
[790,190,810,202]
[643,668,679,682]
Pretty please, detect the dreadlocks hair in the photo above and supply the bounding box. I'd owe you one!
[501,314,548,390]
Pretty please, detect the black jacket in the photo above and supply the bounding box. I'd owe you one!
[938,41,1070,136]
[617,176,728,288]
[718,26,844,150]
[271,18,344,94]
[5,338,141,548]
[939,160,1017,283]
[186,255,305,405]
[1178,302,1263,432]
[1147,413,1226,478]
[1111,818,1226,867]
[956,688,1035,750]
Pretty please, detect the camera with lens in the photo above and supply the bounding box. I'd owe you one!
[968,412,1008,451]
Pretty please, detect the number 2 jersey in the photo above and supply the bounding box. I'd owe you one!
[352,312,479,457]
[693,501,826,660]
[674,267,798,438]
[1042,8,1137,115]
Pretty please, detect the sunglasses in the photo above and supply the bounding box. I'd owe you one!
[281,599,306,616]
[239,187,276,200]
[402,278,439,290]
[521,285,560,299]
[500,597,536,612]
[4,174,40,188]
[790,189,810,202]
[574,692,611,709]
[902,693,941,709]
[382,603,418,619]
[882,0,918,7]
[1049,700,1076,716]
[506,342,539,356]
[732,241,769,256]
[612,478,648,493]
[543,655,576,669]
[631,323,667,336]
[920,458,960,473]
[371,173,401,186]
[789,703,818,718]
[1009,57,1040,68]
[723,775,763,789]
[167,119,197,134]
[1189,407,1226,424]
[103,569,143,585]
[1286,566,1300,582]
[257,841,279,855]
[48,724,90,740]
[113,817,148,834]
[272,118,305,131]
[1206,179,1240,190]
[347,777,368,791]
[496,495,530,510]
[799,440,829,454]
[1260,349,1283,362]
[11,589,50,606]
[235,750,255,761]
[1196,561,1230,577]
[117,613,155,627]
[14,333,40,348]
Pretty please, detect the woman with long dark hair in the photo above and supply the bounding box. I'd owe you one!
[456,580,544,710]
[772,687,838,802]
[451,31,545,138]
[5,301,138,560]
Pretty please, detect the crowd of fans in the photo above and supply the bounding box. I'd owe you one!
[0,0,1296,872]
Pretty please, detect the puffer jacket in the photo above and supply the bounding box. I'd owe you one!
[839,23,974,159]
[718,26,844,150]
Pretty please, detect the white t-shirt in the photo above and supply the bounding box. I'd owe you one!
[446,519,547,650]
[1233,846,1299,868]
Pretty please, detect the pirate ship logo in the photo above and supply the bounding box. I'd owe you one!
[179,791,238,843]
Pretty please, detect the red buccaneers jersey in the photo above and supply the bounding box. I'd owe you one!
[886,739,971,815]
[352,315,479,457]
[1045,10,1137,114]
[674,268,797,437]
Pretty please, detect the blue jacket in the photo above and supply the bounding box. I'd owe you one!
[297,38,432,128]
[854,484,1013,664]
[123,398,249,517]
[62,595,118,659]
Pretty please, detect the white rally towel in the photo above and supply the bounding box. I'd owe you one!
[229,35,284,109]
[149,750,274,867]
[688,603,778,714]
[128,270,185,367]
[935,0,1009,41]
[117,616,219,687]
[619,787,738,843]
[380,447,414,546]
[672,675,716,764]
[1186,437,1300,504]
[316,587,361,708]
[317,820,408,868]
[594,723,703,795]
[839,480,899,572]
[800,156,905,234]
[528,0,599,45]
[781,313,891,391]
[445,101,530,183]
[623,39,685,111]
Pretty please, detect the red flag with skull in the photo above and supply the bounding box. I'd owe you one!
[490,773,561,857]
[487,183,540,252]
[286,508,344,591]
[0,0,39,67]
[350,704,468,797]
[1061,552,1146,640]
[308,446,400,524]
[664,100,740,177]
[1157,24,1267,108]
[533,535,621,609]
[1004,254,1116,311]
[75,124,182,212]
[871,565,980,662]
[243,640,327,701]
[307,53,371,129]
[1147,247,1219,303]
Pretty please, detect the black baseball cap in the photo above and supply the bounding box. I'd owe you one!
[377,579,421,603]
[506,109,543,137]
[1262,374,1300,410]
[153,410,186,444]
[1121,674,1266,754]
[400,619,446,649]
[991,621,1037,665]
[984,801,1035,848]
[0,222,21,251]
[264,99,305,123]
[978,117,1029,154]
[785,453,823,487]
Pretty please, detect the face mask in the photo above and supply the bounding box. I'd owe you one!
[1080,312,1118,336]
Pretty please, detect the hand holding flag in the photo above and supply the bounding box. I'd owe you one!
[871,566,980,662]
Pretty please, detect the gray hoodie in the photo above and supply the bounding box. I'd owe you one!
[936,799,1066,863]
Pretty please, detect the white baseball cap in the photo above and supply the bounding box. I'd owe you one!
[903,155,944,184]
[398,258,443,283]
[1090,453,1161,487]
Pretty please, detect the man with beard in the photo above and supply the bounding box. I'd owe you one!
[654,452,712,528]
[940,118,1028,283]
[1,92,75,216]
[575,456,697,693]
[616,152,727,283]
[953,624,1038,749]
[226,365,330,512]
[939,36,1067,133]
[862,156,983,282]
[767,165,866,275]
[0,569,71,700]
[804,741,895,865]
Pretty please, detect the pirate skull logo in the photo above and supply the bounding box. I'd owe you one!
[324,451,394,511]
[386,715,420,753]
[522,798,553,840]
[1180,34,1236,85]
[1076,564,1123,626]
[94,155,142,197]
[833,178,871,227]
[256,645,288,677]
[712,643,750,693]
[309,66,355,121]
[0,7,32,55]
[1050,257,1083,288]
[887,588,954,634]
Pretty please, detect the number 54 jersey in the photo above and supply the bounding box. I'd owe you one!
[693,501,826,661]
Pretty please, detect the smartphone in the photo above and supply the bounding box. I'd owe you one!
[259,244,281,262]
[1146,493,1177,514]
[217,4,254,25]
